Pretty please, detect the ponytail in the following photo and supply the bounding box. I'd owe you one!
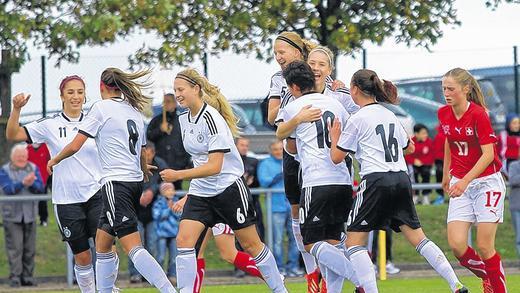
[100,67,152,112]
[176,68,240,137]
[443,68,486,108]
[351,69,399,104]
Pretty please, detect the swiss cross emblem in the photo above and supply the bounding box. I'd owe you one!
[466,127,473,136]
[442,125,450,135]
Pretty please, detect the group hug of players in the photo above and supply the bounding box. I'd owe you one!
[6,30,507,293]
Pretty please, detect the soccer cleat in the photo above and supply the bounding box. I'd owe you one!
[482,278,494,293]
[354,287,366,293]
[454,283,469,293]
[306,270,320,293]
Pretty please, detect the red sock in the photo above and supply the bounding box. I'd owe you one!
[483,253,507,293]
[233,251,263,279]
[194,258,205,293]
[457,246,488,279]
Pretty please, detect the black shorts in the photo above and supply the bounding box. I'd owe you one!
[299,185,353,245]
[283,150,302,205]
[181,177,256,231]
[54,189,103,254]
[98,180,143,238]
[347,171,421,233]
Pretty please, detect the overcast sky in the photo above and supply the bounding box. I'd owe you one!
[11,0,520,115]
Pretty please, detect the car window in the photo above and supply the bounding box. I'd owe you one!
[399,99,439,135]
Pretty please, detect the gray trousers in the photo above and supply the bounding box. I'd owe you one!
[3,221,36,280]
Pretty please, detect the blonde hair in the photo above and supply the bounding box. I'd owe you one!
[100,67,152,112]
[443,68,486,108]
[176,68,239,137]
[309,46,335,70]
[276,31,318,61]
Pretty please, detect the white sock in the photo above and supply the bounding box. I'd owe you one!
[416,238,461,291]
[129,246,176,293]
[253,244,287,293]
[291,218,317,274]
[176,248,197,293]
[96,251,119,293]
[74,263,95,293]
[334,242,360,287]
[347,246,378,293]
[310,241,352,279]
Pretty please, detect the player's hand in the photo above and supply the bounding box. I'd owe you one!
[441,175,450,194]
[160,169,183,182]
[296,105,322,123]
[414,159,422,167]
[160,122,173,134]
[47,158,58,175]
[171,195,187,213]
[139,189,154,207]
[328,118,342,146]
[448,178,469,198]
[12,93,31,109]
[331,79,346,90]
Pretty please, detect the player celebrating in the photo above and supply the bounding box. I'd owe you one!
[47,68,176,293]
[440,68,507,293]
[329,69,468,293]
[160,68,286,293]
[6,76,106,293]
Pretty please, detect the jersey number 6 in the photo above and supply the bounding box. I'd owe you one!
[127,120,139,155]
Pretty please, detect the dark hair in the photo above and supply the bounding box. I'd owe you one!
[100,67,152,112]
[164,93,175,99]
[282,61,315,93]
[413,123,428,133]
[351,69,398,104]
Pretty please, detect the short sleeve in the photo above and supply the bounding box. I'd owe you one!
[269,75,282,99]
[337,117,359,153]
[140,120,147,147]
[396,121,410,149]
[24,119,51,144]
[204,112,231,153]
[79,102,104,138]
[475,110,497,145]
[336,90,360,114]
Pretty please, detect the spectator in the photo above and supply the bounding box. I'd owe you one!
[412,123,434,205]
[257,140,301,276]
[152,182,180,280]
[128,141,168,283]
[0,144,45,287]
[146,93,191,190]
[26,143,51,226]
[432,124,446,205]
[498,113,520,175]
[508,160,520,257]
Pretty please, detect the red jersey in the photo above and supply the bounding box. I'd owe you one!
[432,125,446,161]
[27,143,51,185]
[412,136,434,166]
[498,130,520,161]
[437,103,501,179]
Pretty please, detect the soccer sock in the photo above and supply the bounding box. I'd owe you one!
[416,238,461,292]
[310,242,354,281]
[291,218,318,274]
[483,253,507,293]
[253,244,287,293]
[129,246,176,293]
[347,246,378,293]
[176,248,197,293]
[74,263,95,293]
[234,251,263,279]
[335,242,361,287]
[95,251,119,293]
[457,246,488,279]
[194,258,205,293]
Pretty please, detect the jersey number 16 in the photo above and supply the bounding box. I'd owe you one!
[376,123,399,162]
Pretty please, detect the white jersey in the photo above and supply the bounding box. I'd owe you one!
[24,112,102,204]
[277,92,352,187]
[323,87,360,114]
[179,103,244,197]
[79,99,146,184]
[337,103,409,178]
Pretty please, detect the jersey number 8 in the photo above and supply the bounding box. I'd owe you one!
[126,120,139,155]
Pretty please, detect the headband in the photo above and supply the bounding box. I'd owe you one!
[276,35,303,54]
[309,48,333,67]
[100,80,119,90]
[176,73,198,86]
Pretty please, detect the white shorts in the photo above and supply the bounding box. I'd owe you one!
[447,172,506,223]
[211,223,234,237]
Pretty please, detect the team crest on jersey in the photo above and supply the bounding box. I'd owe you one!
[465,127,473,136]
[63,227,71,238]
[442,125,450,135]
[197,133,204,143]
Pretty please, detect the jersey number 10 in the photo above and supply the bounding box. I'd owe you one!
[314,111,335,149]
[127,120,139,155]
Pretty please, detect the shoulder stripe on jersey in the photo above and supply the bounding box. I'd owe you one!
[272,71,282,78]
[192,103,208,124]
[203,112,218,135]
[336,87,350,94]
[23,126,33,144]
[78,129,94,138]
[36,114,58,123]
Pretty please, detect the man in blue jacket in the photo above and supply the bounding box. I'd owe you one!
[0,144,45,287]
[258,140,302,277]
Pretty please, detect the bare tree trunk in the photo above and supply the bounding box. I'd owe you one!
[0,50,15,164]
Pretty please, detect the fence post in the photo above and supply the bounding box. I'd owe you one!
[265,191,273,249]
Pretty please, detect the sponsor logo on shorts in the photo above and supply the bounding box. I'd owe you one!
[361,220,368,226]
[312,216,320,222]
[63,227,71,238]
[122,216,129,222]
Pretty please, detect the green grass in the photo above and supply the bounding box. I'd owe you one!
[33,275,520,292]
[0,199,517,277]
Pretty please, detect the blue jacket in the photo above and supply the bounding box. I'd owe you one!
[257,155,290,213]
[152,195,181,238]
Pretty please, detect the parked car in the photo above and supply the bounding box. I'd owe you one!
[380,102,416,135]
[469,65,520,112]
[396,76,506,131]
[229,96,275,132]
[398,93,443,136]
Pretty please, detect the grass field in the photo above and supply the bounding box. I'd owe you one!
[35,275,520,292]
[0,200,518,277]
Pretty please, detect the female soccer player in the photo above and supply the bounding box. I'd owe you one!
[329,69,467,293]
[6,76,105,293]
[47,68,176,293]
[440,68,507,293]
[160,68,286,293]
